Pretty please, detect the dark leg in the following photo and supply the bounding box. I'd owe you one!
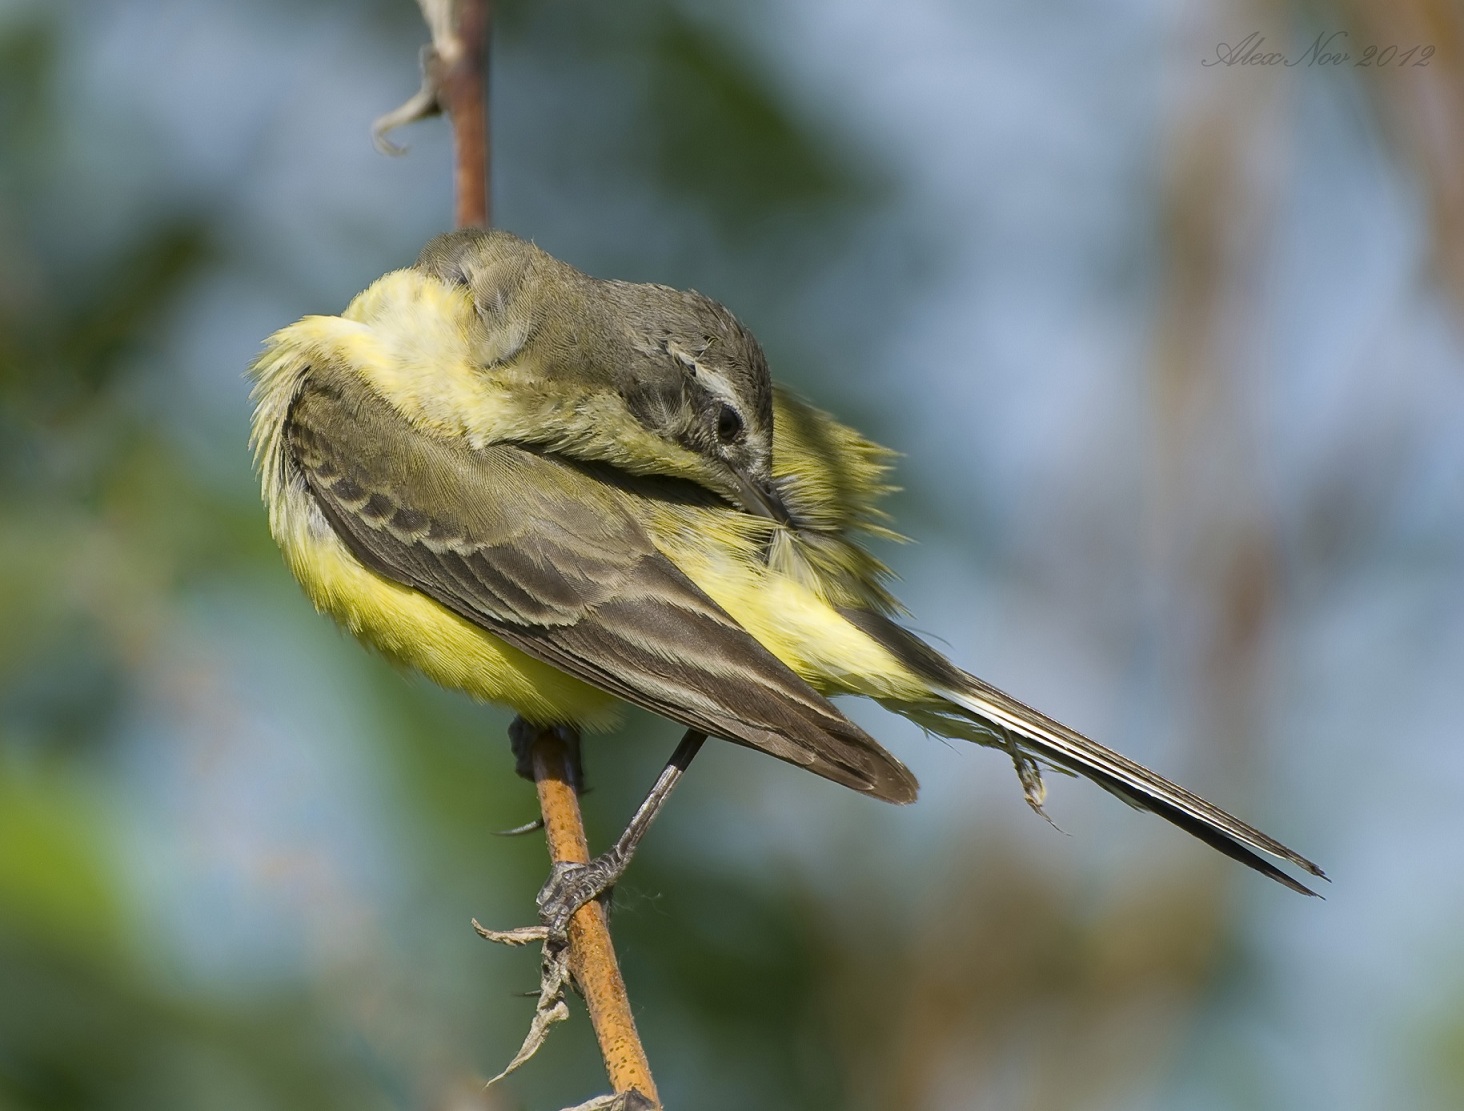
[536,729,707,934]
[510,718,584,788]
[495,718,582,836]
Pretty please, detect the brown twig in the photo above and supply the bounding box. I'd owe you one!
[391,2,659,1101]
[371,0,492,227]
[530,729,660,1105]
[440,0,491,228]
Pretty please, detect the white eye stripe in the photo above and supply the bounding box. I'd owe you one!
[666,341,739,408]
[694,366,737,403]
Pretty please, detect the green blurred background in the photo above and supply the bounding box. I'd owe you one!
[3,1,1464,1108]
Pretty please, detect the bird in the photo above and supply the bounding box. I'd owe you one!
[248,226,1325,909]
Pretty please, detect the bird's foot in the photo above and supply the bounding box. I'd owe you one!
[560,1091,657,1111]
[470,852,628,1089]
[998,726,1065,831]
[535,851,628,938]
[474,917,573,1084]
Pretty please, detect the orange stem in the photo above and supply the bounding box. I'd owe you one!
[440,5,657,1098]
[530,729,660,1106]
[443,0,490,227]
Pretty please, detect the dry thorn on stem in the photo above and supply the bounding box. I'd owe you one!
[373,0,492,227]
[472,917,571,1085]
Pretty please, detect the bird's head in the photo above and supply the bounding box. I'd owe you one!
[413,228,789,522]
[608,280,787,522]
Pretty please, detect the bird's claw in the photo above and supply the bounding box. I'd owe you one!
[492,817,546,837]
[535,852,627,936]
[560,1091,657,1111]
[471,851,628,1091]
[474,916,574,1085]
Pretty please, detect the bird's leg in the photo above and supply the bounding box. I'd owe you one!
[510,718,585,787]
[559,1093,657,1111]
[497,718,580,836]
[536,728,707,936]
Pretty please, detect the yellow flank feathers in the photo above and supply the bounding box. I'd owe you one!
[662,538,926,700]
[249,291,622,729]
[289,502,623,728]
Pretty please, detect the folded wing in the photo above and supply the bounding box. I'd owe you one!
[286,366,918,803]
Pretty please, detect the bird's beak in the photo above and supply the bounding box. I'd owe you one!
[732,471,792,525]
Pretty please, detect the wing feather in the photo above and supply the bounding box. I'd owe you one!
[287,367,917,803]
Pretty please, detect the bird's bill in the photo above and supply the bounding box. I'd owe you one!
[733,470,792,525]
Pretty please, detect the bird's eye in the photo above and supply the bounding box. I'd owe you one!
[716,404,744,443]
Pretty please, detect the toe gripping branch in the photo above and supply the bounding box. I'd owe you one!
[475,721,706,1108]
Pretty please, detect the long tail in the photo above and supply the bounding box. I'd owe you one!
[845,610,1327,896]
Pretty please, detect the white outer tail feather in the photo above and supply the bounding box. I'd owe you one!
[940,676,1327,896]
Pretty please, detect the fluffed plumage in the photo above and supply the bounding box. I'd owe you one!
[249,228,1325,895]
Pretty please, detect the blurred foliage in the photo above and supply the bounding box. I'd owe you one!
[494,0,884,237]
[0,919,394,1111]
[1421,996,1464,1111]
[0,3,896,1107]
[635,12,869,230]
[0,9,373,1107]
[1,0,1461,1109]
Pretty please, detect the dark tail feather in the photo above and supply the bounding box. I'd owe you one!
[943,675,1327,895]
[1086,768,1321,896]
[842,609,1327,895]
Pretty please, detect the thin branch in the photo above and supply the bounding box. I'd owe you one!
[440,0,491,227]
[392,1,659,1101]
[373,0,491,227]
[530,728,660,1105]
